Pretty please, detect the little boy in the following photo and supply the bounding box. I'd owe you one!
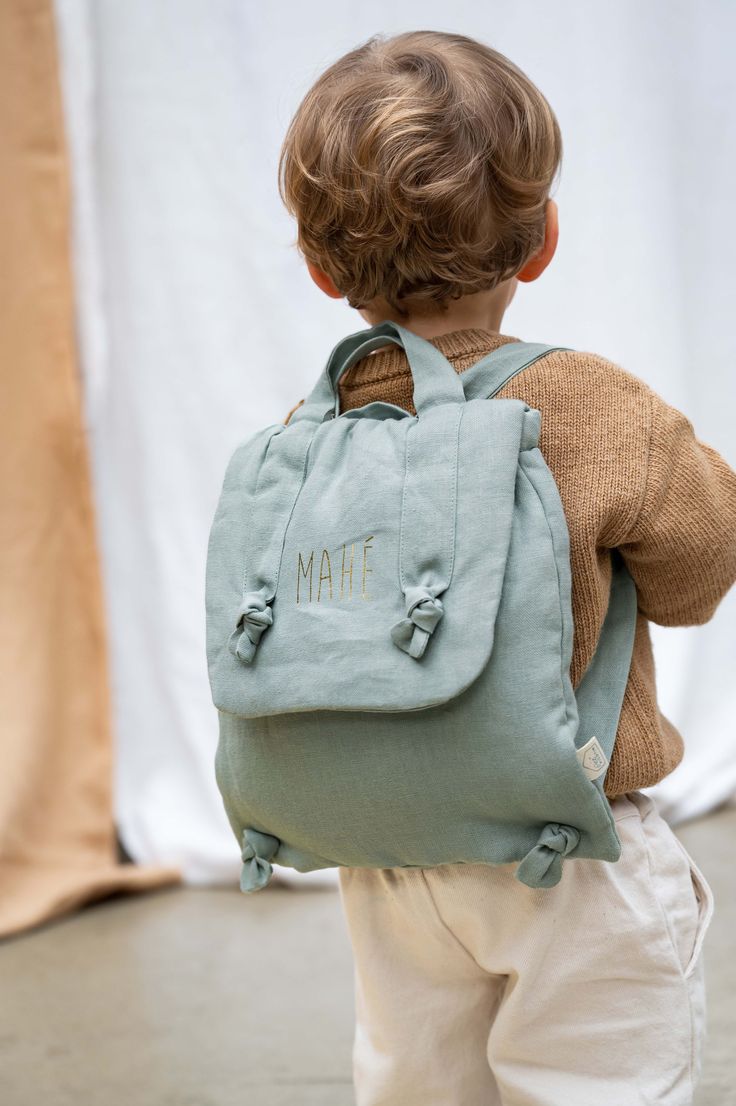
[278,30,736,1105]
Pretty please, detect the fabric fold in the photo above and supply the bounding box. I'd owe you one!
[0,0,182,940]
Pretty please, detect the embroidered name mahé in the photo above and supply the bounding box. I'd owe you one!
[296,536,374,603]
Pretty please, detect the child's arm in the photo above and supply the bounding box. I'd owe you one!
[616,390,736,625]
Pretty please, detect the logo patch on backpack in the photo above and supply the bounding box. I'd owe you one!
[576,736,609,781]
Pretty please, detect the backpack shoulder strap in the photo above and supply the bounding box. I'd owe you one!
[460,338,638,792]
[575,551,638,787]
[460,341,570,401]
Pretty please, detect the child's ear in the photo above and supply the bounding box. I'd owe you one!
[306,261,343,299]
[516,199,559,284]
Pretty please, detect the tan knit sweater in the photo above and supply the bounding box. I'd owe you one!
[285,329,736,798]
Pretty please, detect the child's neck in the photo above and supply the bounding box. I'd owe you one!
[359,279,516,340]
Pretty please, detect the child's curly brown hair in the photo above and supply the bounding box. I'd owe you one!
[279,30,562,317]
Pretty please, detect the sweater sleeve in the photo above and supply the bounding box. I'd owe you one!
[618,389,736,626]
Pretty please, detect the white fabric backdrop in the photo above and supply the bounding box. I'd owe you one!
[55,0,736,885]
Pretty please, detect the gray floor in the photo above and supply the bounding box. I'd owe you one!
[2,805,734,1106]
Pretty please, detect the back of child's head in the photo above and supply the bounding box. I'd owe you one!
[279,30,561,318]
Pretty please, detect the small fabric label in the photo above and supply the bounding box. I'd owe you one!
[576,735,609,781]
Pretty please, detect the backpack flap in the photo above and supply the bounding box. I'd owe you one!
[206,322,540,718]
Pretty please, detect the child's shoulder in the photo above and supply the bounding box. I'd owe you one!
[508,342,655,400]
[495,342,662,442]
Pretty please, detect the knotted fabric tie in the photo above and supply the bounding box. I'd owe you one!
[240,828,280,892]
[228,592,273,664]
[515,823,581,888]
[390,586,445,659]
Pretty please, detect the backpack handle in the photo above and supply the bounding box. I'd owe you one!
[289,320,465,425]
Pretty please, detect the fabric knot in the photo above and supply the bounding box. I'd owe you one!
[390,586,445,659]
[515,822,581,889]
[240,828,280,892]
[228,591,273,664]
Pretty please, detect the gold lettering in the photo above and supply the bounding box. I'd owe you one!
[297,537,374,605]
[297,550,314,604]
[362,535,374,599]
[340,543,354,600]
[317,549,333,601]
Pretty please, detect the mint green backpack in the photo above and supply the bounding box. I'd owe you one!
[206,320,637,892]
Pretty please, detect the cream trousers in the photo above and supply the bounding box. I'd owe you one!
[337,790,714,1106]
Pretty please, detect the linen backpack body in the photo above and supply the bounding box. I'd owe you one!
[205,321,637,892]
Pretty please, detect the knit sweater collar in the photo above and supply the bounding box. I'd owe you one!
[344,327,522,385]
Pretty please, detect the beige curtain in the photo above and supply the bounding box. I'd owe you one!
[0,0,181,939]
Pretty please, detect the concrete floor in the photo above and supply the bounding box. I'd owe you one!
[1,804,734,1106]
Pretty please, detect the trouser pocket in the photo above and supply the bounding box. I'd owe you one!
[625,790,715,1093]
[627,789,715,981]
[670,835,715,980]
